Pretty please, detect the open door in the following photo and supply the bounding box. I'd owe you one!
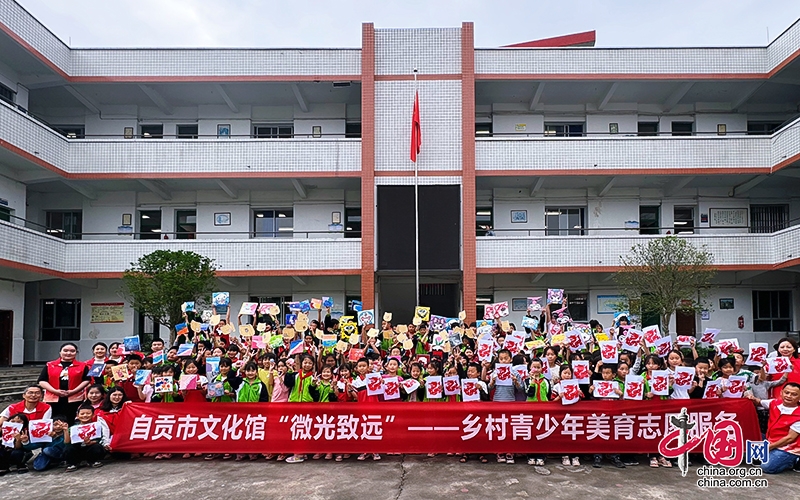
[0,311,12,366]
[675,300,697,337]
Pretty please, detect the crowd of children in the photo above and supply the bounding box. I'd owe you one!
[2,294,800,474]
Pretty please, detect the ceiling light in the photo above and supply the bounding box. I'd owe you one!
[256,213,264,218]
[141,215,150,219]
[151,229,161,233]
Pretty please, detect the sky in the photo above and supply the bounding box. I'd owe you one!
[14,0,800,49]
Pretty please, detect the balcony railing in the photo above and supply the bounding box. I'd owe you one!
[0,220,361,276]
[475,116,800,173]
[0,100,361,176]
[476,225,800,270]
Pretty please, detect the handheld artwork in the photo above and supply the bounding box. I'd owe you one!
[365,372,384,396]
[565,330,586,353]
[521,316,539,330]
[152,350,165,365]
[560,379,582,405]
[673,367,696,389]
[572,360,590,384]
[176,344,195,357]
[212,292,230,312]
[134,369,152,386]
[766,356,793,374]
[593,381,619,399]
[714,339,740,357]
[494,364,513,386]
[205,357,221,375]
[414,306,431,322]
[428,315,447,332]
[179,374,198,391]
[748,342,769,364]
[356,309,375,326]
[383,377,401,400]
[425,376,443,399]
[703,379,722,399]
[527,297,542,312]
[621,329,644,352]
[547,289,564,305]
[401,378,420,394]
[154,377,174,394]
[123,335,141,352]
[1,422,22,447]
[87,363,105,378]
[653,336,673,358]
[29,419,53,444]
[624,374,645,400]
[599,341,619,364]
[650,370,670,396]
[461,379,482,402]
[723,375,748,398]
[511,365,529,383]
[642,325,661,347]
[699,328,720,344]
[477,338,495,362]
[239,302,258,316]
[69,423,100,443]
[676,335,694,347]
[322,297,334,308]
[207,381,224,398]
[110,364,130,382]
[443,375,461,396]
[181,301,195,313]
[503,332,525,356]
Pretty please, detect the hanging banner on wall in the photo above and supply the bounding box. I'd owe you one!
[90,303,125,323]
[110,400,759,455]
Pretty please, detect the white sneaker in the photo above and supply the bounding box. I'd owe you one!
[536,458,545,466]
[527,457,536,466]
[562,456,570,466]
[571,457,580,466]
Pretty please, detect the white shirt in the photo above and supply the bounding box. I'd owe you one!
[760,399,800,434]
[1,404,52,420]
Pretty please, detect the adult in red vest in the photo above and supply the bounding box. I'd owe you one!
[0,385,52,424]
[751,382,800,473]
[38,342,90,425]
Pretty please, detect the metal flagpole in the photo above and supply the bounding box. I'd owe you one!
[413,68,420,307]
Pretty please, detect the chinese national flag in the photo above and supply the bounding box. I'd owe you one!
[410,90,421,162]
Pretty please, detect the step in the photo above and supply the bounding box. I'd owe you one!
[0,380,38,391]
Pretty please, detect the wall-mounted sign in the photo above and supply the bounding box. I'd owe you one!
[91,303,125,323]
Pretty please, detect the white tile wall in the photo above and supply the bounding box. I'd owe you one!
[0,0,72,72]
[476,135,771,172]
[0,220,360,273]
[375,28,461,75]
[1,101,360,174]
[475,228,800,269]
[375,80,462,171]
[374,176,462,185]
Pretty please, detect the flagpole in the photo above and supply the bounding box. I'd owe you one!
[413,68,420,308]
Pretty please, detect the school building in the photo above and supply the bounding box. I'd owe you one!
[0,0,799,364]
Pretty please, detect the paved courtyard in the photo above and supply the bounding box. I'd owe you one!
[0,455,795,500]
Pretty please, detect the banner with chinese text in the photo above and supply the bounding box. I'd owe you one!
[110,400,759,454]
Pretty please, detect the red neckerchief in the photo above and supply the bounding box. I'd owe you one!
[297,370,313,394]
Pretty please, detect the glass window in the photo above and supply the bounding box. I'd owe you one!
[545,207,585,236]
[0,206,11,223]
[476,295,494,322]
[41,299,81,341]
[475,122,493,137]
[253,124,293,138]
[544,123,584,137]
[476,207,493,236]
[53,126,85,139]
[638,122,659,136]
[345,122,361,138]
[750,205,788,233]
[567,293,588,322]
[45,211,82,240]
[175,210,196,239]
[140,124,163,138]
[674,206,695,234]
[753,291,792,332]
[0,82,14,104]
[345,208,361,238]
[639,206,660,235]
[138,210,162,240]
[176,124,198,139]
[253,209,293,238]
[671,122,693,136]
[747,122,782,135]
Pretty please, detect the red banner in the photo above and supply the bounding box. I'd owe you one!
[110,400,759,454]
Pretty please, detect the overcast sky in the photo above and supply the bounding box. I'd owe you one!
[15,0,800,49]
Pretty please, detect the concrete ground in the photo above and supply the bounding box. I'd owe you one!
[0,455,794,500]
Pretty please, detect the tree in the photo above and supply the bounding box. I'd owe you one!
[614,236,716,334]
[121,250,217,343]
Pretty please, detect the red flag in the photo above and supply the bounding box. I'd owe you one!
[410,90,421,162]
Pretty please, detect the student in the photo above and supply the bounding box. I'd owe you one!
[63,403,111,471]
[459,362,490,464]
[642,354,672,468]
[231,361,269,462]
[351,357,381,461]
[486,349,521,464]
[666,349,690,399]
[24,414,69,472]
[209,357,237,403]
[267,359,290,403]
[542,347,562,384]
[285,354,316,404]
[0,413,30,474]
[1,385,52,424]
[588,364,625,468]
[150,337,165,355]
[179,359,208,404]
[551,365,581,466]
[308,366,338,461]
[525,358,551,470]
[119,354,145,403]
[689,357,711,399]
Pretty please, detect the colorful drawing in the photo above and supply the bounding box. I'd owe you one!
[123,335,141,353]
[154,376,173,394]
[176,344,194,357]
[134,369,151,386]
[239,302,258,316]
[87,363,105,378]
[547,289,564,305]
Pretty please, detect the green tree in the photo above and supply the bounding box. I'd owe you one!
[121,250,217,343]
[614,236,716,334]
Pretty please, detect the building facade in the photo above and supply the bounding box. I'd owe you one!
[1,0,800,364]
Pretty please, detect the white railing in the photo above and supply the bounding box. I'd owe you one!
[0,220,361,274]
[476,117,800,173]
[476,225,800,269]
[0,101,361,175]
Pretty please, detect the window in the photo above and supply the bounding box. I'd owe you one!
[175,210,196,239]
[673,206,695,234]
[639,206,660,235]
[567,293,588,322]
[544,123,584,137]
[671,122,693,136]
[753,290,792,332]
[41,299,81,341]
[138,210,162,240]
[476,207,493,236]
[476,295,493,322]
[53,126,85,139]
[176,124,198,139]
[475,122,493,137]
[0,82,14,105]
[0,206,11,223]
[136,312,160,344]
[747,121,782,135]
[253,124,293,138]
[545,207,585,236]
[345,208,361,238]
[750,205,788,233]
[345,122,361,138]
[45,211,82,240]
[253,209,293,238]
[140,124,163,138]
[638,122,659,136]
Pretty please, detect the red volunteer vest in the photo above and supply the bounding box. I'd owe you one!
[44,359,86,403]
[767,400,800,455]
[6,401,51,421]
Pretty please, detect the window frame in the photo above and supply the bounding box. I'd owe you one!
[752,290,793,332]
[252,123,294,139]
[45,210,82,240]
[544,123,585,137]
[252,208,294,238]
[40,298,81,341]
[545,206,586,236]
